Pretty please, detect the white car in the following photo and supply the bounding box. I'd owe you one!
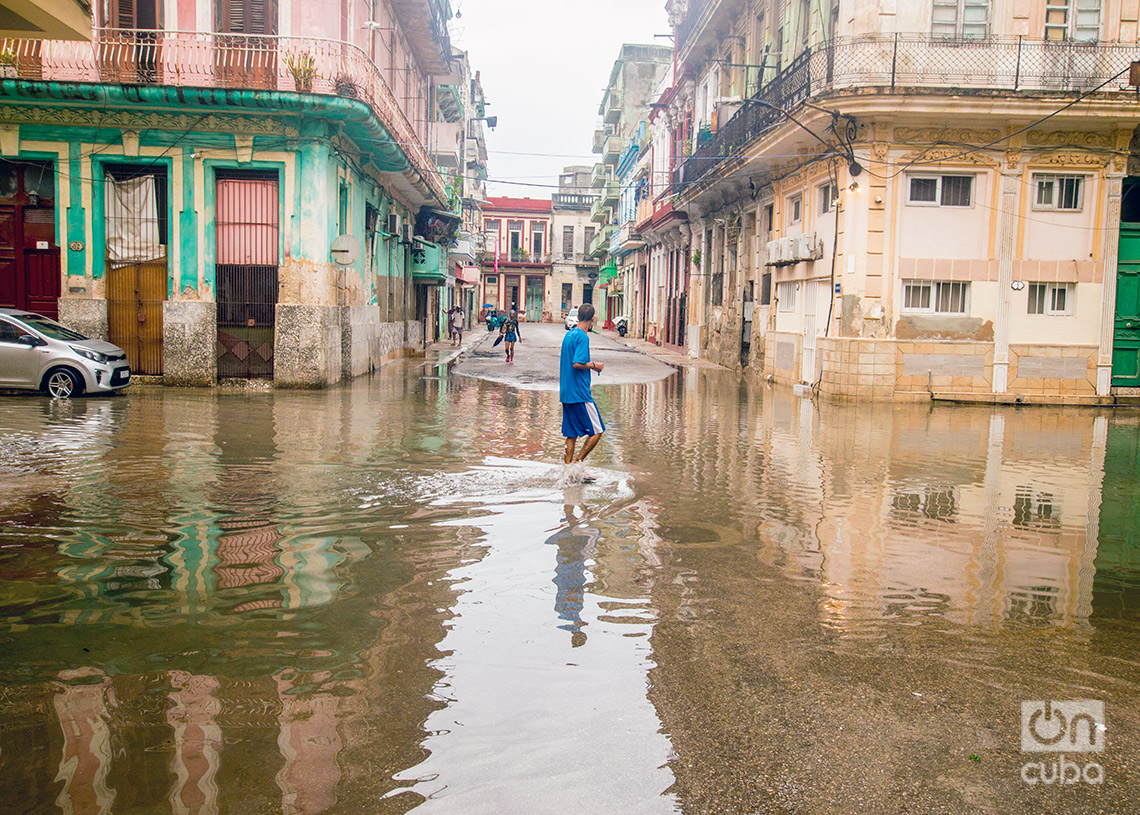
[564,306,579,330]
[0,308,131,397]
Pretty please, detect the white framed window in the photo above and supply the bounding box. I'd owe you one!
[932,0,990,39]
[906,174,974,207]
[787,193,803,226]
[1045,0,1100,42]
[1028,282,1073,315]
[777,280,797,312]
[902,280,969,314]
[819,181,838,213]
[1033,174,1084,211]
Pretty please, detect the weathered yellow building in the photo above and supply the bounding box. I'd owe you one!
[659,0,1140,402]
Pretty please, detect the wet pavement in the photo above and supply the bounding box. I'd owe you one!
[2,356,1140,814]
[454,323,675,390]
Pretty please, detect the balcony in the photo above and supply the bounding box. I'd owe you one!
[555,252,599,266]
[602,179,619,208]
[674,33,1139,194]
[602,136,621,166]
[498,249,553,266]
[430,121,462,169]
[552,192,595,210]
[448,235,476,263]
[591,162,609,188]
[604,89,621,124]
[592,128,609,153]
[0,28,447,203]
[589,225,615,257]
[590,197,611,225]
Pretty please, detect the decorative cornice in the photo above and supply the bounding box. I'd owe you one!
[1026,130,1113,148]
[0,104,287,135]
[1026,150,1111,168]
[898,146,999,168]
[894,127,1002,145]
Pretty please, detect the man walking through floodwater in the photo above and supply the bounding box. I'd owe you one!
[560,303,605,480]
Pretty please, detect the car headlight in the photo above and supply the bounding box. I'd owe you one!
[71,346,108,364]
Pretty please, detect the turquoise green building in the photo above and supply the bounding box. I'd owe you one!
[0,6,459,386]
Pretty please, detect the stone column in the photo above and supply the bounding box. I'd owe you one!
[992,170,1020,393]
[1096,174,1125,395]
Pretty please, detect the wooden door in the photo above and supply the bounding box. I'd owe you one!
[1113,224,1140,387]
[0,163,59,318]
[21,206,60,318]
[105,166,168,374]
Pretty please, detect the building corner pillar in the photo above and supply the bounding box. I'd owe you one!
[992,171,1019,393]
[1097,173,1125,396]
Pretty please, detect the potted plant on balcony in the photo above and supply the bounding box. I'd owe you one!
[334,74,359,98]
[284,51,318,92]
[0,48,18,79]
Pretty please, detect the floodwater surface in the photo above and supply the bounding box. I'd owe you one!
[1,363,1140,814]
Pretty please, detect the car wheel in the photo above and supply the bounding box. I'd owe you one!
[45,368,83,399]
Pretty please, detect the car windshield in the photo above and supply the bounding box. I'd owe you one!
[18,314,88,341]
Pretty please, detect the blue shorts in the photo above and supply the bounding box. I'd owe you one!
[562,400,605,438]
[504,332,517,343]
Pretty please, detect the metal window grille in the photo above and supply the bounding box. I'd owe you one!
[904,281,932,311]
[934,280,968,313]
[940,175,973,207]
[1034,174,1083,210]
[215,170,279,378]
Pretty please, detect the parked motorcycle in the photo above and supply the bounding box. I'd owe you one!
[615,316,629,337]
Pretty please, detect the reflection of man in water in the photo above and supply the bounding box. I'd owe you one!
[548,500,597,648]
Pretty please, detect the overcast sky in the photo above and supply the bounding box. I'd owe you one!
[451,0,670,199]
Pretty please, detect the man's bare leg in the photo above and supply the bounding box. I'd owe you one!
[575,432,602,463]
[564,437,577,465]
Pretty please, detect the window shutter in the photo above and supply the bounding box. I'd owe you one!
[249,0,266,34]
[114,0,137,29]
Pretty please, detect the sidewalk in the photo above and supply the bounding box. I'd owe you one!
[423,326,494,366]
[598,329,726,371]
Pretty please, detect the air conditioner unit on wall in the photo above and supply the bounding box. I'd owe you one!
[765,239,783,266]
[386,213,399,236]
[401,223,413,244]
[793,232,821,262]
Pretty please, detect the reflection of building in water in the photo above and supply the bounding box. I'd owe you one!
[1094,417,1140,614]
[770,398,1107,630]
[166,671,222,815]
[618,373,1115,631]
[52,668,115,815]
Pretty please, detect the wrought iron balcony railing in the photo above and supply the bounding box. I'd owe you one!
[674,33,1140,193]
[0,29,446,203]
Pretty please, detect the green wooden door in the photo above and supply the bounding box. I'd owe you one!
[1113,224,1140,387]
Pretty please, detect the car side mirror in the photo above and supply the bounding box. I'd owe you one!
[17,335,44,347]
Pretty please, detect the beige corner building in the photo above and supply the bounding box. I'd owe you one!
[661,0,1140,402]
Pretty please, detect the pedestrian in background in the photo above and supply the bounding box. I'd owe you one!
[501,309,521,364]
[559,302,604,482]
[449,305,465,346]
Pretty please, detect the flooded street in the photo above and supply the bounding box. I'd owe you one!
[2,352,1140,814]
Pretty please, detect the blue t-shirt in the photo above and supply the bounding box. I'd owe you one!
[560,328,593,404]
